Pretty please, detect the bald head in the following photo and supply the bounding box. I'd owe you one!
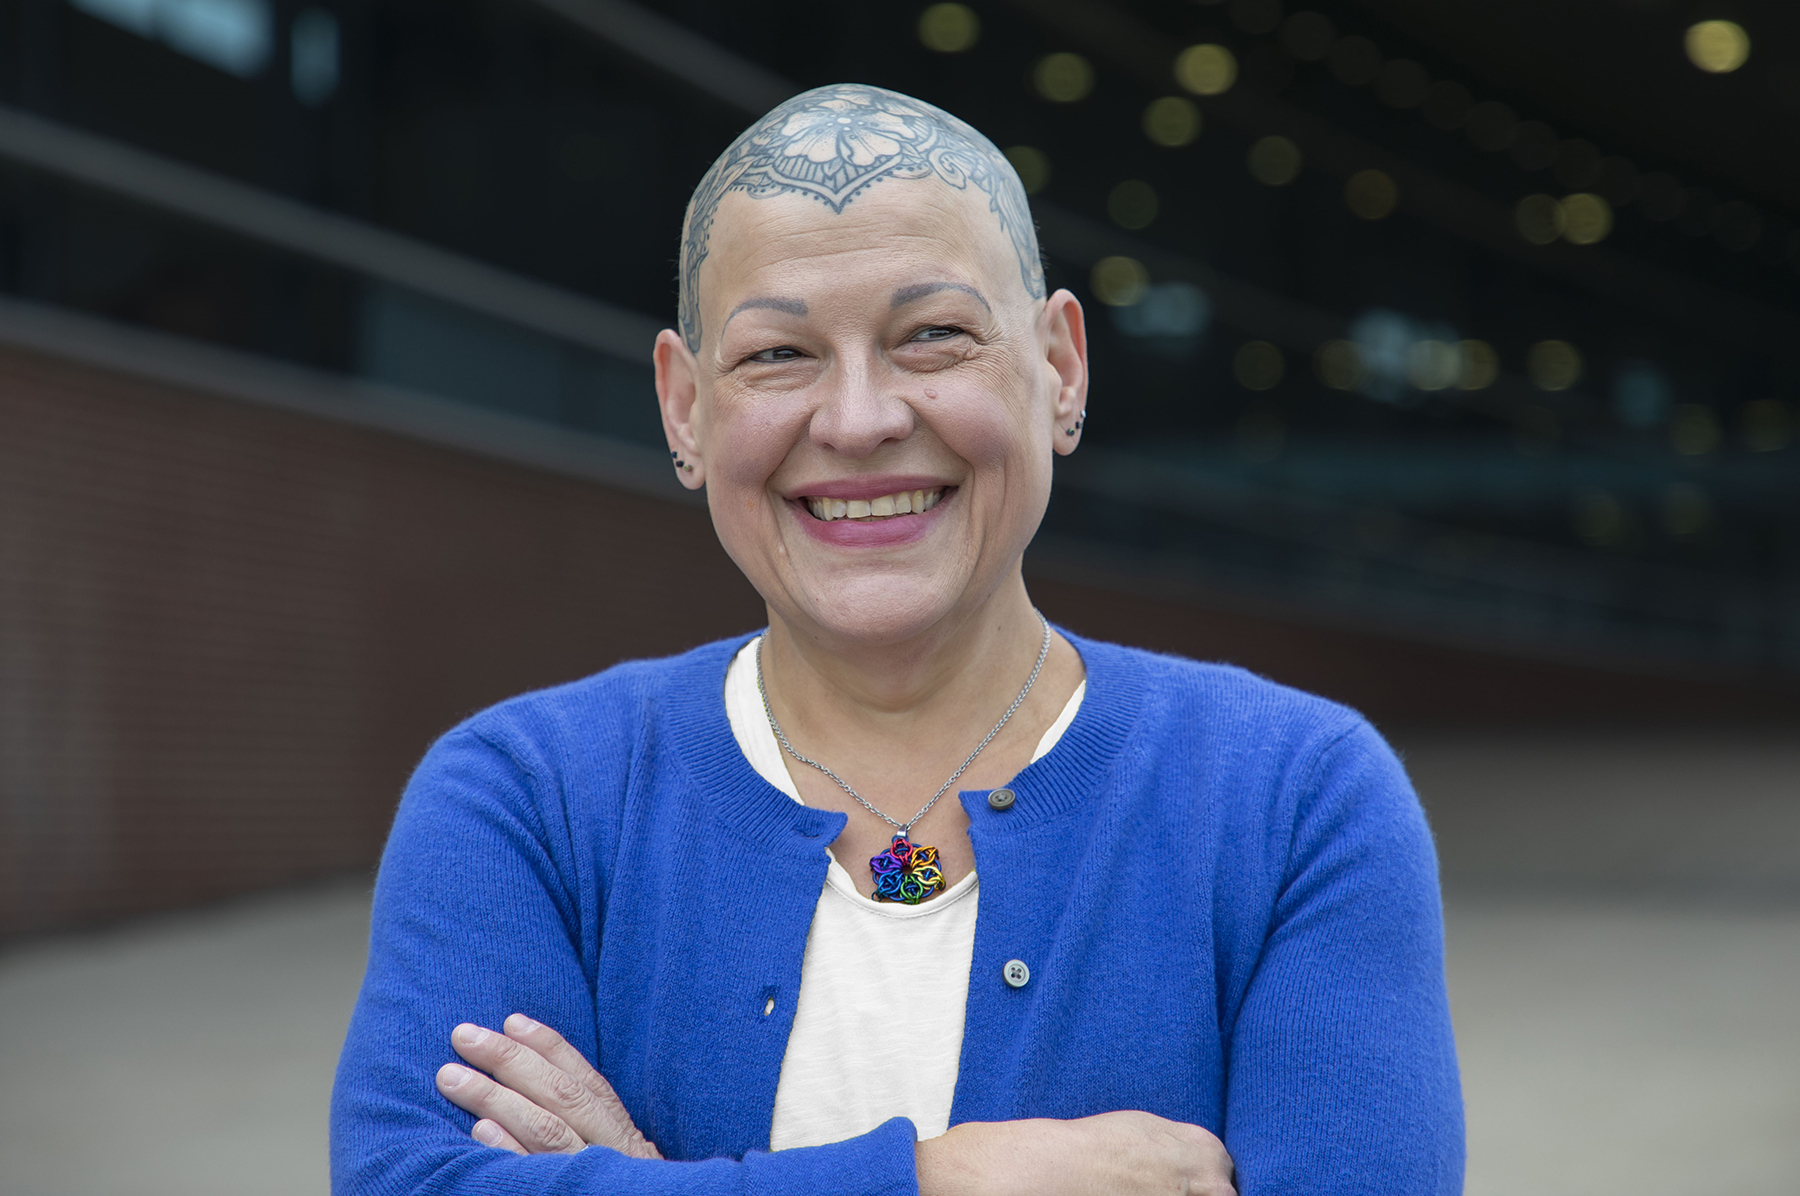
[678,83,1046,353]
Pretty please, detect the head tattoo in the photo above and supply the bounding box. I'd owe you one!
[678,83,1047,353]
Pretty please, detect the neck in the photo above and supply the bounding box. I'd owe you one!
[759,569,1044,730]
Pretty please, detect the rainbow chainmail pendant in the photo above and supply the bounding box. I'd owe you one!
[869,834,946,904]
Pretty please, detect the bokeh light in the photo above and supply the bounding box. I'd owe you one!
[1279,11,1336,61]
[1511,121,1558,172]
[1571,488,1627,547]
[917,3,980,54]
[1561,193,1613,244]
[1247,135,1302,185]
[1457,340,1498,390]
[1374,59,1430,109]
[1230,0,1284,36]
[1315,339,1364,389]
[1176,44,1237,95]
[1112,281,1212,339]
[1685,20,1750,73]
[1515,195,1566,245]
[1597,156,1640,205]
[1527,340,1582,390]
[1090,255,1149,306]
[1326,35,1381,87]
[1003,145,1050,195]
[1613,361,1672,428]
[1344,169,1397,219]
[1678,187,1719,237]
[1107,180,1159,230]
[1143,97,1202,147]
[1662,482,1712,537]
[1407,340,1459,390]
[1234,340,1286,390]
[1034,52,1094,102]
[1741,399,1792,452]
[1423,81,1473,131]
[1464,101,1517,152]
[1669,403,1721,455]
[1553,139,1602,190]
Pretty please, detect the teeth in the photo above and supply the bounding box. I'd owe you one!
[805,487,946,522]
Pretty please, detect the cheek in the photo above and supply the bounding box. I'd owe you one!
[928,359,1039,466]
[708,384,807,490]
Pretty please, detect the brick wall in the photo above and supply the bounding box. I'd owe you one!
[0,343,765,935]
[3,338,1794,936]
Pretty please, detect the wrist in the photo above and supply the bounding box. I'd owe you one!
[915,1124,982,1196]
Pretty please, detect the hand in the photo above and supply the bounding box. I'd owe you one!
[435,1013,662,1159]
[916,1110,1235,1196]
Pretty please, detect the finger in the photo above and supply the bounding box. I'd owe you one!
[435,1061,584,1155]
[502,1014,661,1159]
[452,1024,626,1153]
[471,1118,527,1155]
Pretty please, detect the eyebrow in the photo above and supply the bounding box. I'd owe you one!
[723,296,808,330]
[891,282,991,312]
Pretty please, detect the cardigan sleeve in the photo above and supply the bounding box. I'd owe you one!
[329,724,921,1196]
[1222,719,1465,1195]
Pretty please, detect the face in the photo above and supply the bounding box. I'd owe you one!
[656,182,1087,648]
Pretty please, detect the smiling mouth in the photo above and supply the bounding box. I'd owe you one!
[804,487,947,522]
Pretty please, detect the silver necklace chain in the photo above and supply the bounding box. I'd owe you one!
[755,610,1052,835]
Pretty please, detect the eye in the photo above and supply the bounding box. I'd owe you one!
[748,346,805,363]
[911,325,963,343]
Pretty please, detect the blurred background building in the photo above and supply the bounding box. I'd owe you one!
[0,1,1796,1190]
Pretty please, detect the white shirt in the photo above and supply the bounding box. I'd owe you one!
[723,638,1084,1149]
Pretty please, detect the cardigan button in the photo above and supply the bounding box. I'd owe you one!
[988,787,1017,810]
[1002,959,1030,988]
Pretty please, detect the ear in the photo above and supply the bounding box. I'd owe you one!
[654,329,707,490]
[1041,289,1089,455]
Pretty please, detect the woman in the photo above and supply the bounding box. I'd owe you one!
[331,84,1462,1195]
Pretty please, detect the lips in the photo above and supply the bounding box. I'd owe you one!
[787,479,955,548]
[804,487,944,522]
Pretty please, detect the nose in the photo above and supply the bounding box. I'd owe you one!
[808,362,915,458]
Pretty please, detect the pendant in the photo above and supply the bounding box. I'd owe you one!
[869,834,946,904]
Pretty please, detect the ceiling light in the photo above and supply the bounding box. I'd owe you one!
[1034,52,1094,102]
[1176,44,1237,96]
[917,3,980,53]
[1247,135,1302,185]
[1234,341,1286,390]
[1143,97,1202,147]
[1090,257,1149,306]
[1344,169,1397,219]
[1527,340,1582,391]
[1107,180,1159,230]
[1560,193,1613,245]
[1685,20,1749,73]
[1003,146,1051,195]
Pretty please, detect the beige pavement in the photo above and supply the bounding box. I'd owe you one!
[2,730,1797,1195]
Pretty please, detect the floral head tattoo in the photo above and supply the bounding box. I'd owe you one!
[678,83,1047,353]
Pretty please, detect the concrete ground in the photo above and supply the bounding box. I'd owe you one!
[2,731,1797,1195]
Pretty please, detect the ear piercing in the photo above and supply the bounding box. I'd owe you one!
[670,449,693,473]
[1065,408,1087,436]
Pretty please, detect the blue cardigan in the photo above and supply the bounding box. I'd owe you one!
[331,632,1463,1195]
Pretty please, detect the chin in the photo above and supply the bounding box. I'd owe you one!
[788,568,976,646]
